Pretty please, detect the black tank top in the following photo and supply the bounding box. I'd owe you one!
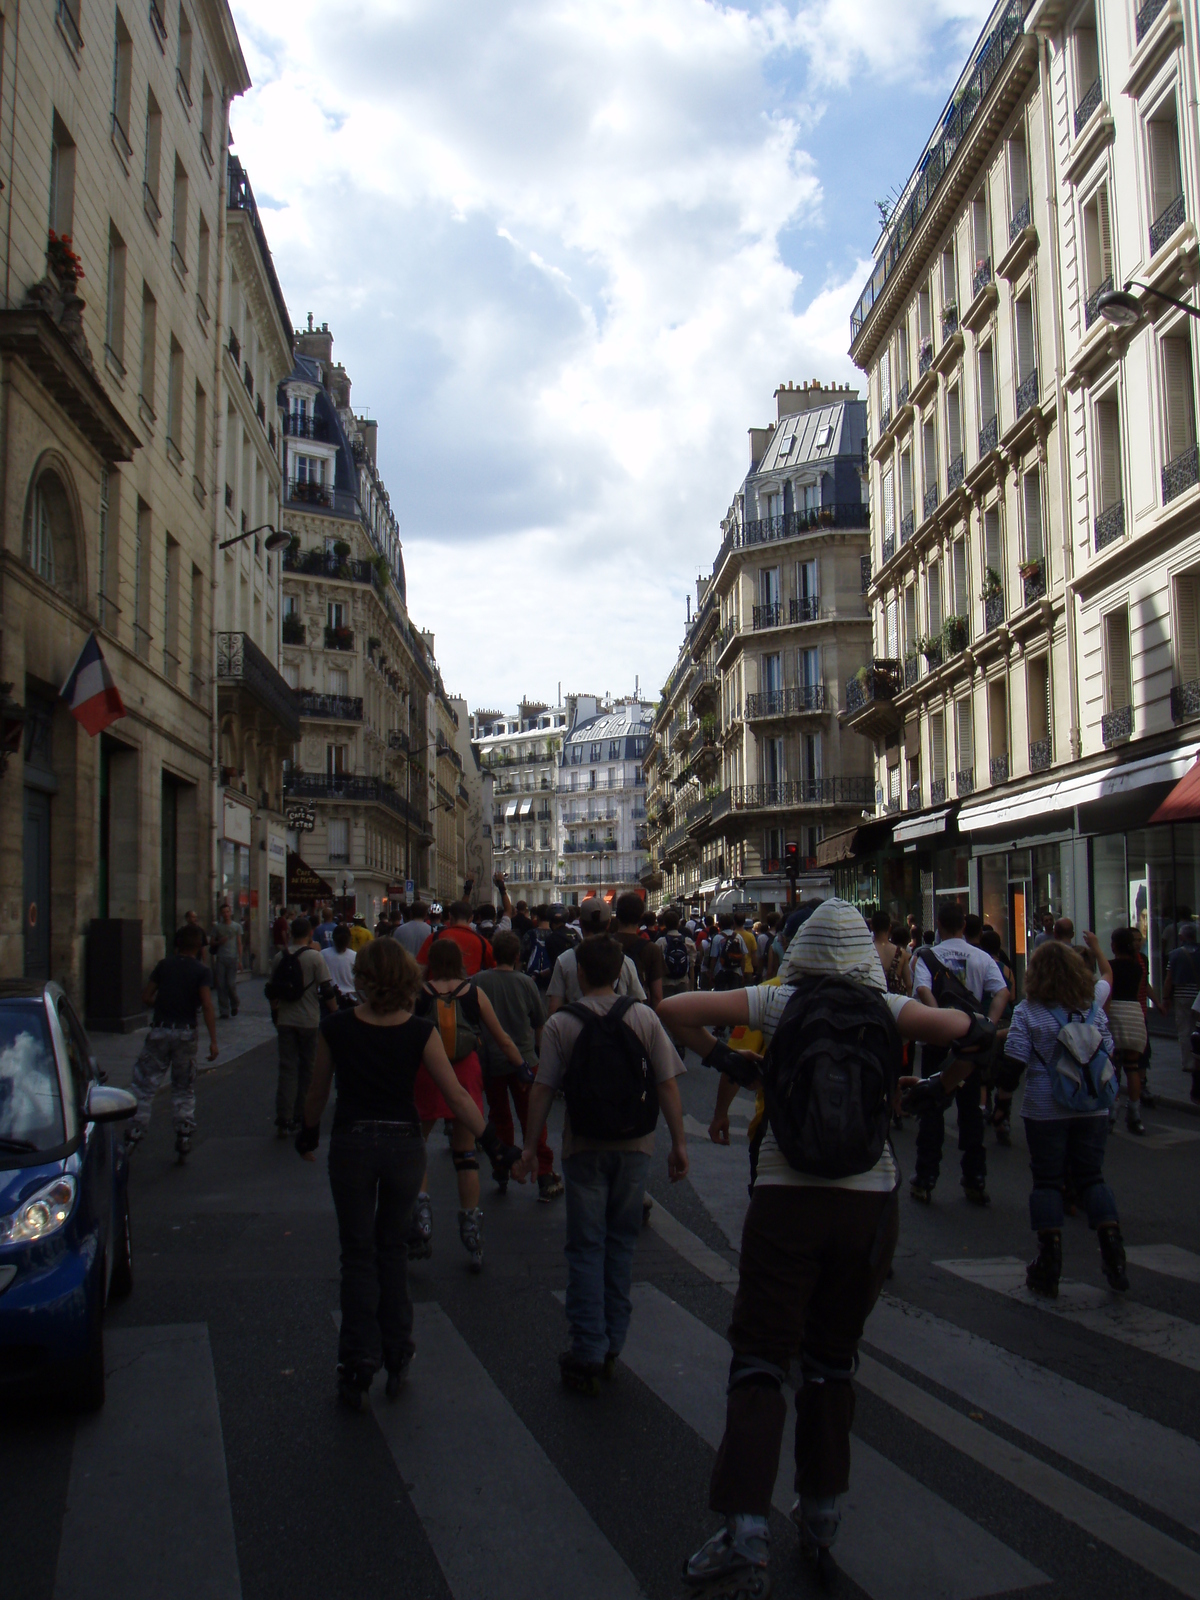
[319,1009,434,1126]
[1109,957,1142,1005]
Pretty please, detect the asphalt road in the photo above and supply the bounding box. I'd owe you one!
[5,1036,1200,1600]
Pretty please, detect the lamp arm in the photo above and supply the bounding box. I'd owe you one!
[1127,280,1200,321]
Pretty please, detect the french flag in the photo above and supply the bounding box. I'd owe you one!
[60,633,126,736]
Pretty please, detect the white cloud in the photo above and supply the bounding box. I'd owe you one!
[231,0,986,708]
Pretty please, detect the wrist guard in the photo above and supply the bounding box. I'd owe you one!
[705,1039,761,1088]
[478,1121,522,1173]
[900,1074,953,1116]
[994,1055,1025,1094]
[294,1122,320,1155]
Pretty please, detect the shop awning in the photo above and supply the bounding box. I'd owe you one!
[518,797,534,816]
[893,807,953,844]
[504,799,519,818]
[816,826,859,866]
[1149,756,1200,823]
[286,851,333,899]
[958,741,1200,833]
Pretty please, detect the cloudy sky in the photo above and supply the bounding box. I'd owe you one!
[231,0,993,712]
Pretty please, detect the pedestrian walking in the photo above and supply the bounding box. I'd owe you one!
[513,934,688,1394]
[871,910,911,997]
[209,903,242,1019]
[1108,927,1149,1134]
[658,898,994,1594]
[127,923,219,1161]
[614,891,665,1008]
[394,901,432,959]
[325,924,360,1008]
[1163,923,1200,1101]
[546,899,645,1012]
[267,916,337,1137]
[416,898,495,974]
[656,907,695,997]
[294,938,523,1411]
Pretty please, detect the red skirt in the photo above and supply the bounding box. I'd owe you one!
[414,1049,484,1123]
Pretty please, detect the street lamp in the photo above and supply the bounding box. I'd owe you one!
[219,522,291,553]
[1097,281,1200,329]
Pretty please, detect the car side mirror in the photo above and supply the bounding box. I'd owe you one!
[85,1084,137,1123]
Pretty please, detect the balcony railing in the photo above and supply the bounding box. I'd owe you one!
[947,454,965,493]
[1022,563,1046,607]
[227,330,240,364]
[990,754,1009,785]
[1009,198,1031,241]
[284,413,329,440]
[930,778,947,804]
[978,414,999,457]
[281,617,306,645]
[744,686,827,719]
[882,534,896,565]
[1075,75,1102,137]
[1163,443,1200,505]
[985,592,1005,631]
[904,654,919,688]
[918,342,934,377]
[1029,738,1052,772]
[1084,274,1113,330]
[216,631,300,738]
[1136,0,1168,41]
[791,596,820,623]
[1101,704,1133,746]
[734,502,869,553]
[861,554,871,593]
[907,784,921,810]
[729,778,874,810]
[298,691,363,720]
[753,602,783,630]
[900,509,915,544]
[943,307,959,338]
[1150,192,1186,256]
[324,626,354,651]
[845,661,902,717]
[956,768,975,797]
[923,482,940,519]
[880,403,892,433]
[284,773,429,831]
[664,823,690,853]
[1171,680,1200,723]
[972,258,993,299]
[897,378,911,408]
[923,641,943,672]
[284,548,377,584]
[1094,499,1125,553]
[1015,367,1039,419]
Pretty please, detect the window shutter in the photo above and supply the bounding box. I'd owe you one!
[953,539,968,617]
[1106,611,1131,711]
[1023,470,1044,562]
[884,472,895,540]
[930,712,946,780]
[1097,400,1122,511]
[1163,335,1197,462]
[1150,116,1181,219]
[880,348,891,410]
[928,564,943,633]
[1176,576,1200,687]
[1098,187,1113,282]
[886,600,899,657]
[984,508,1001,577]
[948,389,962,458]
[956,698,974,770]
[1015,298,1034,383]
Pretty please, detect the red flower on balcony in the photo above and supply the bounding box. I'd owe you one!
[47,229,85,282]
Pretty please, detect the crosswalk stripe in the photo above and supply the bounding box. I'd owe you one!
[618,1282,1048,1600]
[866,1295,1200,1536]
[1126,1244,1200,1283]
[859,1352,1200,1600]
[674,1137,751,1251]
[936,1257,1200,1373]
[645,1195,740,1286]
[683,1112,745,1140]
[53,1324,241,1600]
[368,1301,644,1600]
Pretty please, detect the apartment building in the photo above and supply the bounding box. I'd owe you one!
[557,699,653,904]
[841,0,1200,997]
[473,700,570,901]
[647,382,874,912]
[432,682,469,904]
[1,0,249,999]
[213,155,295,969]
[278,321,437,922]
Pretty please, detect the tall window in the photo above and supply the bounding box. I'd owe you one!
[955,697,974,781]
[1094,394,1123,522]
[1161,331,1197,488]
[1174,574,1200,691]
[983,506,1002,590]
[927,561,943,635]
[49,114,76,237]
[140,283,157,416]
[883,469,895,543]
[978,346,996,432]
[112,11,133,146]
[988,678,1009,774]
[143,91,163,227]
[1073,5,1099,113]
[946,385,962,468]
[98,468,114,627]
[200,74,214,158]
[166,336,184,458]
[1103,608,1132,718]
[930,710,946,784]
[940,244,957,314]
[971,191,990,277]
[951,537,969,621]
[171,157,189,274]
[134,499,151,658]
[1022,468,1044,564]
[1147,94,1182,246]
[328,816,349,856]
[799,646,819,688]
[1081,185,1113,319]
[193,381,207,488]
[27,482,55,582]
[176,5,192,101]
[196,213,210,317]
[879,347,891,415]
[922,417,937,495]
[163,534,180,682]
[899,448,913,522]
[886,597,899,658]
[1027,655,1051,761]
[1007,130,1029,228]
[1015,294,1036,387]
[105,224,127,370]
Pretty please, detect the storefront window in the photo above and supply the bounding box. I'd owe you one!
[980,854,1007,943]
[933,846,970,914]
[1126,827,1174,990]
[1092,834,1126,951]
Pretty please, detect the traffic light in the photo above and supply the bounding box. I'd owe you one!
[784,840,800,876]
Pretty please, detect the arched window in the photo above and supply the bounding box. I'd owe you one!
[24,467,78,593]
[28,484,55,582]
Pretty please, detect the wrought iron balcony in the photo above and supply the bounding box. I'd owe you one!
[1022,563,1046,607]
[1016,367,1039,419]
[753,602,783,630]
[930,778,947,804]
[738,504,869,548]
[298,691,363,721]
[900,509,914,545]
[1094,500,1125,553]
[947,454,965,493]
[896,378,911,408]
[1136,0,1168,40]
[281,616,306,645]
[845,661,903,736]
[1171,679,1200,723]
[1075,76,1102,137]
[227,329,240,364]
[972,258,992,298]
[922,641,943,673]
[790,596,820,623]
[1102,704,1133,746]
[1029,738,1052,773]
[1084,274,1113,330]
[943,617,969,655]
[985,592,1005,632]
[979,415,999,457]
[730,778,874,810]
[879,404,892,434]
[918,342,934,377]
[1009,198,1031,241]
[324,625,355,652]
[216,631,300,738]
[942,307,959,338]
[989,754,1009,785]
[923,482,940,519]
[1150,192,1185,256]
[956,768,975,798]
[1163,443,1199,504]
[860,554,871,593]
[284,773,428,831]
[284,548,376,584]
[903,654,919,688]
[284,413,329,440]
[907,784,921,810]
[744,686,827,719]
[881,534,896,565]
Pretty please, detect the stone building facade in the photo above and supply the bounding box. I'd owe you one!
[557,699,653,905]
[472,700,569,902]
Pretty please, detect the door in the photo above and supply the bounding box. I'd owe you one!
[23,789,51,979]
[161,777,178,943]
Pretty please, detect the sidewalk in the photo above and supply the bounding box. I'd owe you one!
[1145,1018,1200,1114]
[92,974,277,1091]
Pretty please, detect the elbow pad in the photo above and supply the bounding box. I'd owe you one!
[705,1039,761,1088]
[995,1055,1025,1094]
[956,1015,998,1057]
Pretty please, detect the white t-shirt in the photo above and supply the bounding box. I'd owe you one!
[744,983,910,1192]
[325,948,358,996]
[547,947,645,1007]
[913,938,1007,1005]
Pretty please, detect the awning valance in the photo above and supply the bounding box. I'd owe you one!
[893,807,953,844]
[1149,756,1200,824]
[816,826,859,866]
[504,799,519,818]
[286,851,333,898]
[958,742,1200,833]
[518,797,534,816]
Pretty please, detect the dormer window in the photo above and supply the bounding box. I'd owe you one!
[815,424,834,451]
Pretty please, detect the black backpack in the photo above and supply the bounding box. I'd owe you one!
[562,998,659,1141]
[662,933,689,981]
[523,929,554,988]
[265,948,309,1004]
[759,975,902,1177]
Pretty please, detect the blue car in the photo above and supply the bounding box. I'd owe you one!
[0,981,136,1409]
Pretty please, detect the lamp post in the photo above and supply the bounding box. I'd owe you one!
[219,522,291,553]
[1097,281,1200,329]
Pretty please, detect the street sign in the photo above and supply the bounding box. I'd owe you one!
[405,879,414,896]
[286,806,316,832]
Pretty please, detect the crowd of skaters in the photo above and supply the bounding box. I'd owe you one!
[120,871,1181,1595]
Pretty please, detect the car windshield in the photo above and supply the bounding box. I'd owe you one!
[0,1002,65,1152]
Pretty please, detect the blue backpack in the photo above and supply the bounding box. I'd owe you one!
[1034,1004,1117,1113]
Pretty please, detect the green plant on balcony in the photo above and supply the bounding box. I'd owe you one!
[943,615,969,655]
[282,613,305,644]
[367,635,381,653]
[916,635,940,662]
[699,711,718,741]
[373,554,390,587]
[854,664,871,685]
[286,533,300,553]
[1019,556,1042,581]
[332,539,351,561]
[979,567,1002,602]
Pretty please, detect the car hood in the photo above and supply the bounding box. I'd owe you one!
[0,1152,75,1215]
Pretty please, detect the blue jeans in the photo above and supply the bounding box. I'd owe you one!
[1024,1115,1118,1233]
[563,1149,651,1365]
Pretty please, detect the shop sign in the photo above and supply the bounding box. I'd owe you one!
[222,791,253,847]
[267,830,288,868]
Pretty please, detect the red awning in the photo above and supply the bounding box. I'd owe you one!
[1149,757,1200,824]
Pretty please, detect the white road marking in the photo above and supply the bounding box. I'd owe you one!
[645,1195,741,1286]
[1126,1243,1200,1283]
[683,1112,744,1140]
[936,1256,1200,1373]
[54,1324,241,1600]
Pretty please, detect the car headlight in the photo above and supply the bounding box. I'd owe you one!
[0,1175,77,1244]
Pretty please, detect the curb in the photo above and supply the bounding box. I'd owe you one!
[1154,1094,1200,1119]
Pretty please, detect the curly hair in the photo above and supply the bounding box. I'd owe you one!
[1023,940,1095,1011]
[353,937,420,1014]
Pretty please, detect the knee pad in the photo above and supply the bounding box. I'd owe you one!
[727,1355,786,1395]
[800,1349,856,1385]
[452,1149,480,1173]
